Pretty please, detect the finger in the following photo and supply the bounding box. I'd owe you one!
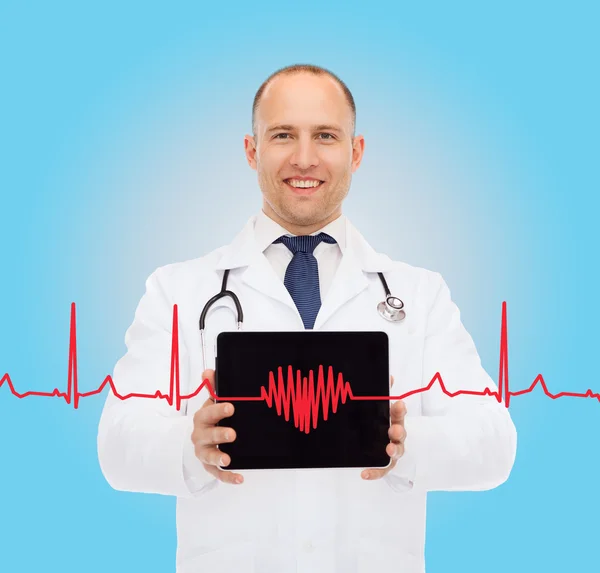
[201,368,216,395]
[192,425,237,447]
[203,448,246,485]
[194,401,235,426]
[361,440,404,480]
[202,368,215,382]
[202,462,244,485]
[390,375,394,389]
[191,397,224,438]
[388,424,406,444]
[363,468,386,480]
[361,457,398,480]
[195,443,232,468]
[391,400,407,424]
[386,441,405,460]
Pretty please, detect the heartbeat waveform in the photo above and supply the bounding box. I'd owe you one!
[262,365,352,434]
[1,302,600,412]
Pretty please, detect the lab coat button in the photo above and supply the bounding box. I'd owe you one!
[303,540,314,552]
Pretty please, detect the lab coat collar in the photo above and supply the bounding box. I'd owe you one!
[215,213,395,274]
[253,209,347,254]
[215,212,396,329]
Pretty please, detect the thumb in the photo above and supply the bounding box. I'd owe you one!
[202,369,216,399]
[390,375,395,389]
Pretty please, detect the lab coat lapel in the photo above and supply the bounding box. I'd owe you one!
[216,215,397,328]
[312,247,368,330]
[241,255,298,313]
[313,218,396,330]
[215,216,298,315]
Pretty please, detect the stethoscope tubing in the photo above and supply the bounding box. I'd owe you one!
[199,269,405,369]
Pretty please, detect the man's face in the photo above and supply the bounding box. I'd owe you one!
[245,73,365,229]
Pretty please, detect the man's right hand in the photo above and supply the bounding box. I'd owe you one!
[190,369,244,485]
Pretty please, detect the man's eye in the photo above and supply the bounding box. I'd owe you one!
[318,133,335,140]
[274,133,290,139]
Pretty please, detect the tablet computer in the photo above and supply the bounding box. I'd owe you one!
[214,331,391,471]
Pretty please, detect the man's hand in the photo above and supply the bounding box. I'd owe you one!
[190,369,244,485]
[361,375,407,480]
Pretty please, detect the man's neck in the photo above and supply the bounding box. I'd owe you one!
[262,205,342,236]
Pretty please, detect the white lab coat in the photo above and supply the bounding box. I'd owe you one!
[97,214,517,573]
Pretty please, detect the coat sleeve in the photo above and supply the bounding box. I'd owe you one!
[97,266,216,498]
[385,271,517,493]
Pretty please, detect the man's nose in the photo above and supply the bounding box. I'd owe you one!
[289,137,319,170]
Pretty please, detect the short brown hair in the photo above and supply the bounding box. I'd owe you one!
[252,64,356,137]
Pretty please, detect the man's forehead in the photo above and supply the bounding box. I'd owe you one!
[264,71,340,92]
[257,74,353,133]
[264,74,344,105]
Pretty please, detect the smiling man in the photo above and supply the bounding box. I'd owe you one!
[98,64,517,573]
[250,69,359,235]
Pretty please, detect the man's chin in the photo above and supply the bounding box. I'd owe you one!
[280,204,324,226]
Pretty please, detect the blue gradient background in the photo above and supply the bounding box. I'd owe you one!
[1,1,598,571]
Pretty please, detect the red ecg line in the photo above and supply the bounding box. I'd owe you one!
[262,365,352,434]
[0,304,199,409]
[1,301,600,411]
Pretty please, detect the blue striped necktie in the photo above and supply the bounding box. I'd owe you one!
[273,233,337,329]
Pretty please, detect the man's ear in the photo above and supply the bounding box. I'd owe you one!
[244,135,258,170]
[351,134,365,173]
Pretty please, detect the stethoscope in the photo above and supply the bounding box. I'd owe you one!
[199,269,405,370]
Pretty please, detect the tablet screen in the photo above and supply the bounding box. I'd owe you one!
[214,331,390,471]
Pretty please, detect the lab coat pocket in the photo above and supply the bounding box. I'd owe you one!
[357,537,422,573]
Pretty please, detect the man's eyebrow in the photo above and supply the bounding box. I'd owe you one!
[266,124,295,133]
[313,124,343,133]
[266,124,344,133]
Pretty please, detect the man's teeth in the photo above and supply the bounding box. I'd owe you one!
[286,179,322,188]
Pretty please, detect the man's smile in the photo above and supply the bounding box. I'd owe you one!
[283,178,325,194]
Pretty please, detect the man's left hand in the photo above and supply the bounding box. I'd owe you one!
[361,376,407,480]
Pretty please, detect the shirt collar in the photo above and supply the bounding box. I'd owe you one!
[215,211,396,273]
[254,209,347,254]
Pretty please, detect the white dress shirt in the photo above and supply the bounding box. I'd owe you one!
[254,209,346,303]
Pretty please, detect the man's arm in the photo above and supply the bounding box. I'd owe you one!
[386,271,517,493]
[97,267,216,498]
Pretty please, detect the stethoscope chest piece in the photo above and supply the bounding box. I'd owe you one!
[378,295,406,322]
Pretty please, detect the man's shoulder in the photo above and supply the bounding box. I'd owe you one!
[383,256,443,287]
[379,257,447,307]
[346,217,443,290]
[146,245,227,286]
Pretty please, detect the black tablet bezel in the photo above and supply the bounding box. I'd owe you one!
[214,331,391,471]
